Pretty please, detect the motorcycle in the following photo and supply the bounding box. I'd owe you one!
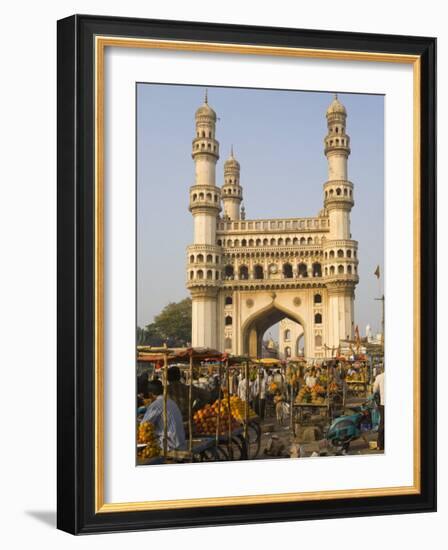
[326,395,380,453]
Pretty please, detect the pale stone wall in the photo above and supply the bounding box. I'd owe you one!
[195,158,216,186]
[193,213,217,244]
[328,209,351,240]
[222,198,241,221]
[191,293,217,348]
[328,154,347,181]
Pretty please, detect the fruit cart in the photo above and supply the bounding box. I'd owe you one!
[223,356,262,459]
[137,346,224,463]
[292,368,343,433]
[136,347,260,462]
[344,361,369,399]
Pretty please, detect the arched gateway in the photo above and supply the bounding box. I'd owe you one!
[187,93,359,359]
[242,302,305,358]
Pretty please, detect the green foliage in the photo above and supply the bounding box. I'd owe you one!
[136,324,163,346]
[137,298,192,347]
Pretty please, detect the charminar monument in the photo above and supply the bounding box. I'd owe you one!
[186,92,359,358]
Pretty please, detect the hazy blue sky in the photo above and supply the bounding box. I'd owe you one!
[137,84,384,336]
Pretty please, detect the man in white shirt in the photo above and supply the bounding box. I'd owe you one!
[237,375,249,402]
[373,370,385,450]
[238,375,256,404]
[305,368,317,389]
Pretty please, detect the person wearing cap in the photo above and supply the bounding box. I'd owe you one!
[142,379,186,451]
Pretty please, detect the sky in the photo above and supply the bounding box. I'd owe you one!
[137,84,384,336]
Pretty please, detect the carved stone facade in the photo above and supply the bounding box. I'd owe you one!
[186,93,358,358]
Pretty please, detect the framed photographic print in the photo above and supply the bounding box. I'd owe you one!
[57,15,436,534]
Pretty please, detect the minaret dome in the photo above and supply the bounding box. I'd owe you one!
[195,89,217,121]
[326,94,347,116]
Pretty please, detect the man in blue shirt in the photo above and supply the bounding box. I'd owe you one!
[142,379,186,451]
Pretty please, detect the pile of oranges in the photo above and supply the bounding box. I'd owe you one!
[193,402,238,435]
[328,381,340,393]
[228,395,257,422]
[295,384,327,405]
[137,421,161,459]
[295,386,312,404]
[193,395,257,435]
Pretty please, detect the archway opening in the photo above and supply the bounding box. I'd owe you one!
[242,304,305,358]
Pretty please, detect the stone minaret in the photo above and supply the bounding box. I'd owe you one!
[186,92,221,348]
[221,147,243,220]
[322,94,358,346]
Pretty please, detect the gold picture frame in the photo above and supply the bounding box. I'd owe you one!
[58,15,436,534]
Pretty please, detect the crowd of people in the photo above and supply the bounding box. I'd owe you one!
[137,360,385,454]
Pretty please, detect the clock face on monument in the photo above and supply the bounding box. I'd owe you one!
[269,264,278,275]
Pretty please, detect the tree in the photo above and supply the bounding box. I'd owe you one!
[136,324,163,346]
[137,297,192,347]
[152,298,192,346]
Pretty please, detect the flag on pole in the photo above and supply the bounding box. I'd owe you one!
[374,265,381,279]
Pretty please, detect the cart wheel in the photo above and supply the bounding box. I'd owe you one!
[200,448,219,462]
[231,435,248,460]
[246,421,261,459]
[215,445,229,461]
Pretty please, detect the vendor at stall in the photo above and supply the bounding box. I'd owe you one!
[142,379,186,451]
[304,367,317,388]
[167,366,209,421]
[237,374,254,402]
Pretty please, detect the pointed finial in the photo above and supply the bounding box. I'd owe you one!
[230,144,234,157]
[204,88,208,104]
[334,92,338,100]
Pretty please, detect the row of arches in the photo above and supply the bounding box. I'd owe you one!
[325,248,357,259]
[189,269,220,281]
[223,250,323,260]
[222,187,242,196]
[217,236,324,247]
[189,253,219,264]
[223,262,323,280]
[325,187,352,198]
[196,130,213,138]
[325,264,357,276]
[189,265,356,281]
[189,250,356,265]
[191,192,219,203]
[222,282,324,291]
[193,141,217,153]
[327,137,348,147]
[218,218,328,232]
[329,125,343,134]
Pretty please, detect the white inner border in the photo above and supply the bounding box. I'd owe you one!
[104,45,414,504]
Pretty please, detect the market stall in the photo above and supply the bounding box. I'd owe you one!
[136,347,262,463]
[291,361,343,432]
[343,360,370,399]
